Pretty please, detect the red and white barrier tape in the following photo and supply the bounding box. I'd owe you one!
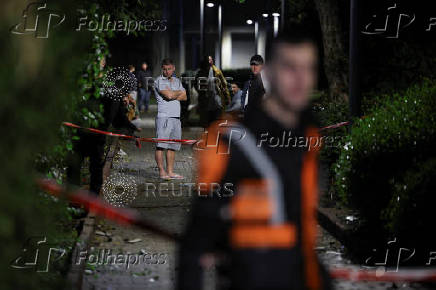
[37,178,179,241]
[63,118,353,150]
[63,122,198,146]
[37,178,436,283]
[319,121,350,131]
[330,267,436,282]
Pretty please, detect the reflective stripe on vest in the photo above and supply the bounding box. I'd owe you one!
[230,124,286,225]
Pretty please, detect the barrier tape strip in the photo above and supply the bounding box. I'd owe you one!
[37,178,179,241]
[330,267,436,282]
[319,115,369,131]
[319,121,350,131]
[64,118,350,150]
[63,122,198,146]
[37,178,436,283]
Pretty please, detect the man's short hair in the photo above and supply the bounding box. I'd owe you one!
[265,26,318,62]
[128,65,135,70]
[250,54,264,65]
[161,58,174,66]
[142,61,148,65]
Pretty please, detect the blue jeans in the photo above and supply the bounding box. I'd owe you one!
[138,88,151,111]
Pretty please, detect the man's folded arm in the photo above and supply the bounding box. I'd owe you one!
[159,90,186,101]
[175,90,187,101]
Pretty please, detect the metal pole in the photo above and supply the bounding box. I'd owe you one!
[178,0,185,72]
[273,16,279,37]
[255,20,259,54]
[349,0,362,118]
[218,3,222,68]
[200,0,205,60]
[280,0,285,31]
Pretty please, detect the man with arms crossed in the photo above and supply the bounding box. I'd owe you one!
[154,58,187,179]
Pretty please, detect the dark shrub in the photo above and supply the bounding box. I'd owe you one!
[334,80,436,231]
[382,158,436,241]
[312,91,349,168]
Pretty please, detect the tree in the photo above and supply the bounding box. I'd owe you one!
[313,0,349,101]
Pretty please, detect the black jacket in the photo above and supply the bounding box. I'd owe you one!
[242,73,265,113]
[102,98,137,133]
[178,107,332,290]
[76,98,138,148]
[137,69,153,91]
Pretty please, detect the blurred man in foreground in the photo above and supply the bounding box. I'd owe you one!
[178,28,332,290]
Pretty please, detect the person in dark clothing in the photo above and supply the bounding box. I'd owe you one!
[128,65,138,104]
[104,98,140,134]
[177,29,332,290]
[67,60,140,196]
[241,54,266,114]
[195,58,211,127]
[195,55,231,127]
[137,61,153,112]
[180,72,192,126]
[66,132,105,196]
[66,98,140,196]
[226,82,243,113]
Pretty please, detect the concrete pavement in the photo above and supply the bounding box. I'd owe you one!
[81,108,430,290]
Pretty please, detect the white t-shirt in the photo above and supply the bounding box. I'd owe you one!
[154,75,185,118]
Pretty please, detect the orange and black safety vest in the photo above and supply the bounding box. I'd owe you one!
[178,109,332,290]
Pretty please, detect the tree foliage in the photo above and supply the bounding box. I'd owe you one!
[0,0,160,288]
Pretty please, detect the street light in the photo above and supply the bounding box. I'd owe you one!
[272,13,280,37]
[255,20,259,54]
[262,13,268,18]
[206,2,214,8]
[218,3,222,68]
[200,0,205,59]
[246,19,253,25]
